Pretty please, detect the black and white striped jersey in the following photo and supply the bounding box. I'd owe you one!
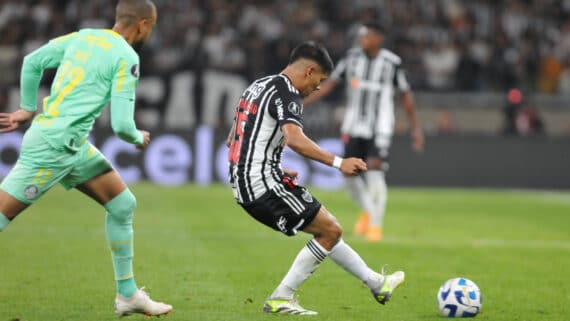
[228,74,304,204]
[331,47,410,143]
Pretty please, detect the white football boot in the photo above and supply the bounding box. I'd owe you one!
[115,287,173,317]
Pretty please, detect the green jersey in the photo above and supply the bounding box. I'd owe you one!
[20,28,143,151]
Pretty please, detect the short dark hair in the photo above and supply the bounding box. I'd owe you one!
[116,0,155,26]
[289,41,334,74]
[362,21,385,34]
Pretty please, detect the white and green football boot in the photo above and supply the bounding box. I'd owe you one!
[264,297,318,315]
[371,267,406,305]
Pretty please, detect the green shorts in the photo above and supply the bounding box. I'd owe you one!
[0,128,112,204]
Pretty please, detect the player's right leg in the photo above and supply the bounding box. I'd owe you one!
[239,183,323,315]
[265,206,341,315]
[0,130,73,230]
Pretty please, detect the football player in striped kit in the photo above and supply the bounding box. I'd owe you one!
[227,41,405,315]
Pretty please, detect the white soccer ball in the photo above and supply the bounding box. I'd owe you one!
[437,277,482,317]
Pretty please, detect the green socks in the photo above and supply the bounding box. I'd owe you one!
[104,189,138,298]
[118,278,138,298]
[0,212,10,231]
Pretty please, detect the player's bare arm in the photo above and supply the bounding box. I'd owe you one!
[281,123,366,176]
[0,109,35,133]
[400,91,424,153]
[303,78,338,106]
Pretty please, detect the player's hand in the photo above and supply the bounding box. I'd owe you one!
[136,130,150,150]
[283,168,300,179]
[0,113,18,133]
[411,127,424,153]
[340,157,367,176]
[0,110,35,133]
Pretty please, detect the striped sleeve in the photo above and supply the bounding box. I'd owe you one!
[269,80,304,128]
[330,57,347,82]
[393,65,411,92]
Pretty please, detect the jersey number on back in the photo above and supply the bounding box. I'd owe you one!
[45,60,86,117]
[228,111,248,163]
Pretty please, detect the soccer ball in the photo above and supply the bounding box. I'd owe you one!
[437,277,482,317]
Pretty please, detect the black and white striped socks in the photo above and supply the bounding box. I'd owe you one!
[270,238,382,299]
[271,239,329,299]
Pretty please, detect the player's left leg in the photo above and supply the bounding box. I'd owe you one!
[343,137,374,235]
[67,144,171,317]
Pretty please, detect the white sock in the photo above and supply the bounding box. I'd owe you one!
[345,175,374,214]
[365,170,387,227]
[329,239,383,290]
[270,239,329,299]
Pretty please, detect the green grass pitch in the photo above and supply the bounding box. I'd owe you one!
[1,184,569,321]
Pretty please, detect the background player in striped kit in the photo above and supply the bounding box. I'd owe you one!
[305,22,424,242]
[0,0,172,317]
[227,41,405,315]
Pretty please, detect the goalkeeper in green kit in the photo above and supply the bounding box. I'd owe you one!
[0,0,172,317]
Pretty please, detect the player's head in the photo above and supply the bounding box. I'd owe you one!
[287,41,334,97]
[358,22,384,55]
[115,0,157,50]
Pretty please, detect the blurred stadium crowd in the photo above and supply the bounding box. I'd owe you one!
[1,0,570,136]
[1,0,570,93]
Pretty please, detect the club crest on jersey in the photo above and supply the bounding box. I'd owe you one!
[288,102,301,115]
[301,189,313,203]
[130,64,139,77]
[24,185,39,200]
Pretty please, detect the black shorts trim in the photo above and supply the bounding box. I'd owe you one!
[239,182,321,236]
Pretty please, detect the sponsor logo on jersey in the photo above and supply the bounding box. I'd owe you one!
[277,216,288,232]
[248,83,265,99]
